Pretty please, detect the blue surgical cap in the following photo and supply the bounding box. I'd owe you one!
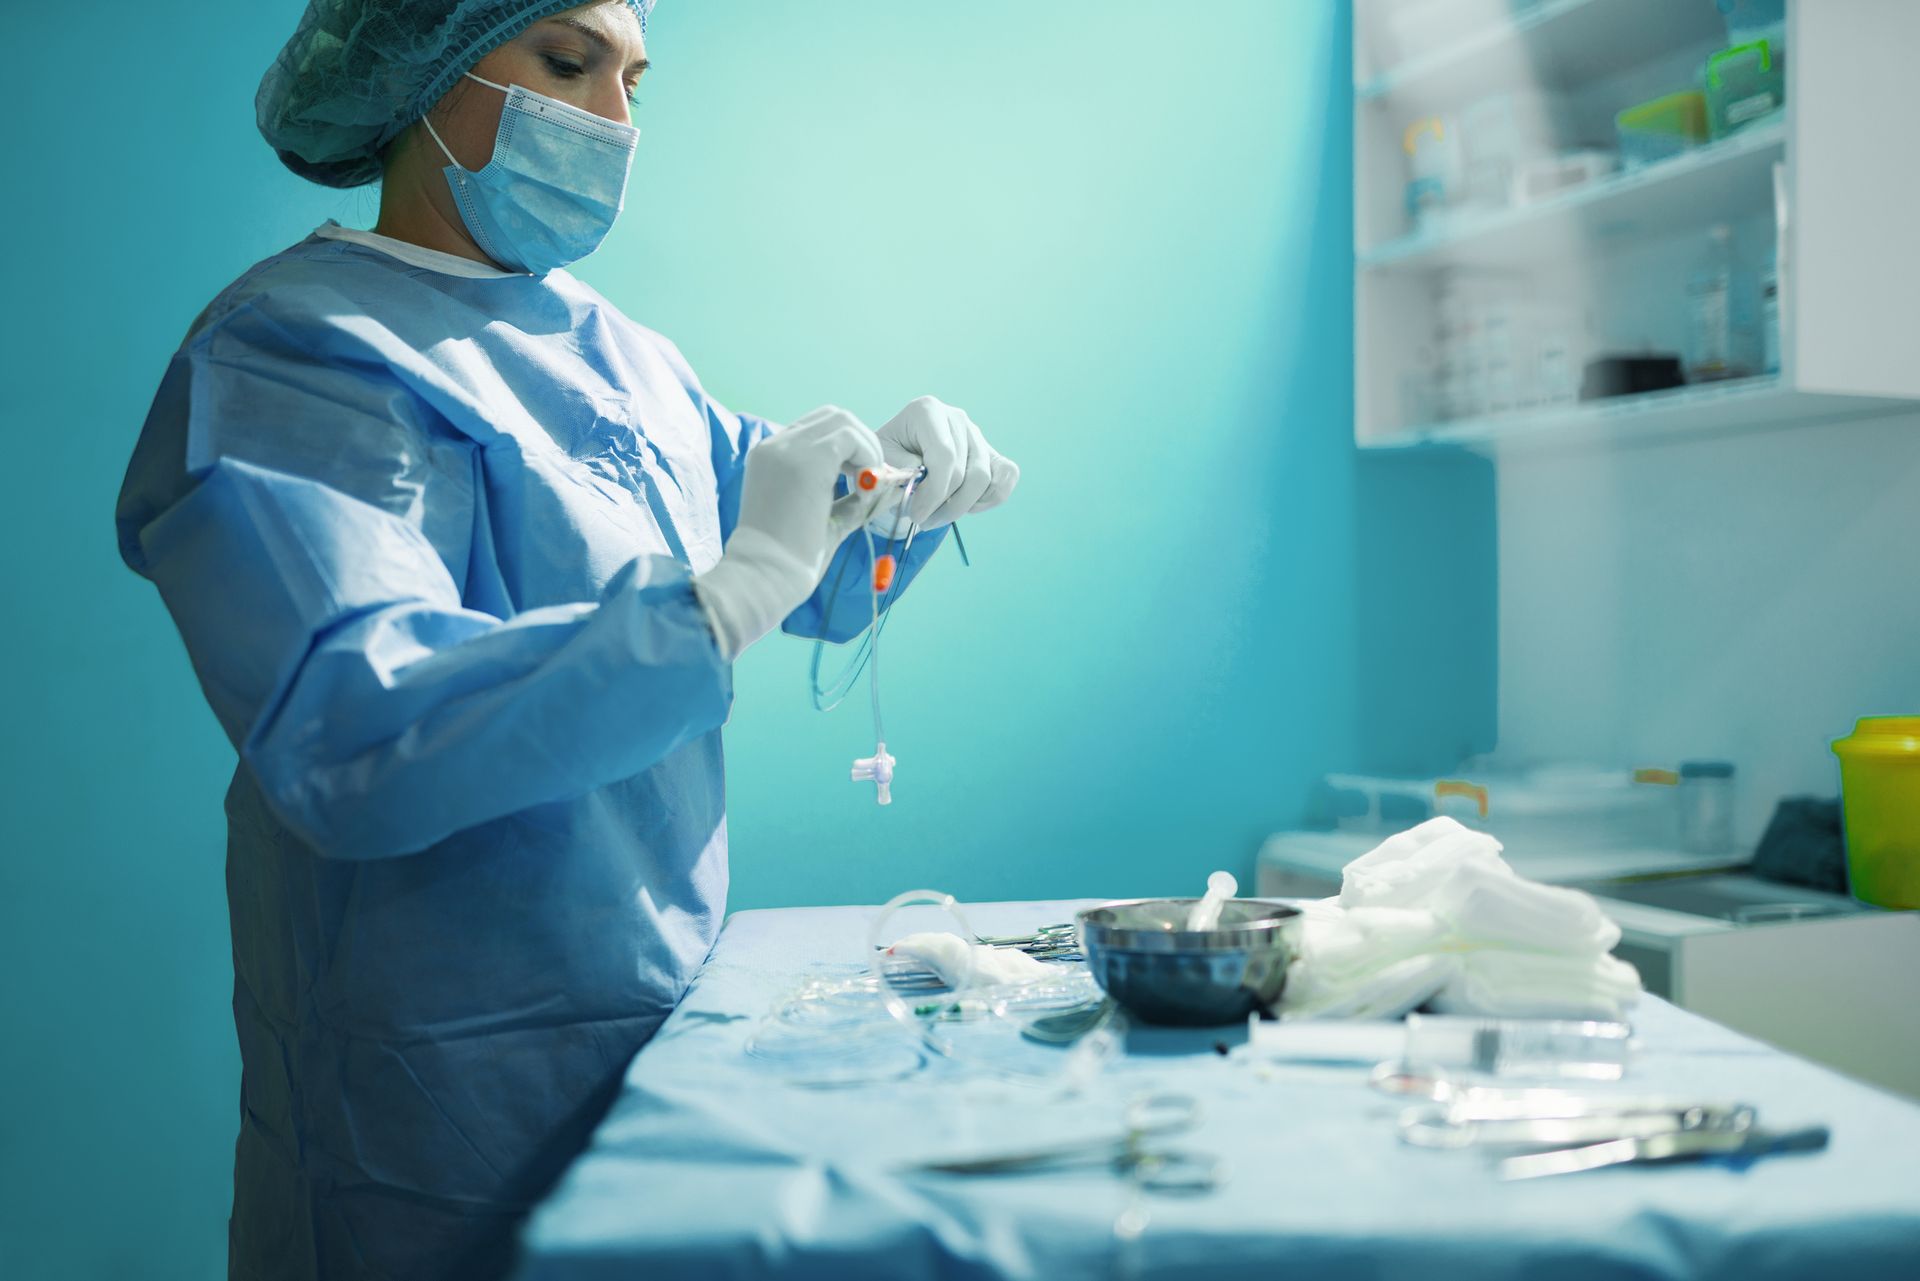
[258,0,655,188]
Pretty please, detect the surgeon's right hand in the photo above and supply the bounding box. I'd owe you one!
[693,406,887,660]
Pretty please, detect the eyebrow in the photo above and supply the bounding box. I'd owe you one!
[539,15,651,73]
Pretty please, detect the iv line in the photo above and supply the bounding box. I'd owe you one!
[811,474,927,805]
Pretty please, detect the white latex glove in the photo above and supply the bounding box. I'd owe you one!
[692,406,886,659]
[869,396,1019,534]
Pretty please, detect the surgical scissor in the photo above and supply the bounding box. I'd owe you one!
[906,1092,1223,1194]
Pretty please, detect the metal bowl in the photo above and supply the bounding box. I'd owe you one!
[1075,899,1302,1026]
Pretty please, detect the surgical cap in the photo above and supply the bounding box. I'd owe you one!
[257,0,655,188]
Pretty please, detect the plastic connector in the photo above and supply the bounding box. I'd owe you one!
[848,463,929,492]
[852,742,896,806]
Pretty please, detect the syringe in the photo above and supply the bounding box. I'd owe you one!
[845,462,928,492]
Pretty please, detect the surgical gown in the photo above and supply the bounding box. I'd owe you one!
[114,223,944,1281]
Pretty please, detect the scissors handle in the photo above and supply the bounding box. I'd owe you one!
[1125,1092,1202,1137]
[1119,1149,1225,1195]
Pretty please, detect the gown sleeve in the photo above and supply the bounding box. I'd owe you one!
[116,303,733,862]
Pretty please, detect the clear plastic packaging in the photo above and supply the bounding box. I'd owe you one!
[1401,1013,1633,1081]
[867,890,1116,1085]
[743,890,1114,1090]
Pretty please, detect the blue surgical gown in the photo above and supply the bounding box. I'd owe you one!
[114,224,943,1281]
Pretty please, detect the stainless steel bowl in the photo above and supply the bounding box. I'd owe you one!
[1075,898,1301,1026]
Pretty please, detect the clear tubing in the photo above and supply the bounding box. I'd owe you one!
[809,475,920,713]
[865,475,917,745]
[866,525,885,743]
[867,889,980,1061]
[865,888,1119,1091]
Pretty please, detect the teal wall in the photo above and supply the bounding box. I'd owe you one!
[0,3,1479,1279]
[2,5,356,1277]
[593,0,1364,908]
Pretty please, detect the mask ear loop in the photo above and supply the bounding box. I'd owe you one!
[419,112,463,170]
[419,72,513,171]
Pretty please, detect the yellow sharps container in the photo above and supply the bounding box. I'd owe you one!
[1831,716,1920,909]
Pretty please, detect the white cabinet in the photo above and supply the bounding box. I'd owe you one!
[1353,0,1920,452]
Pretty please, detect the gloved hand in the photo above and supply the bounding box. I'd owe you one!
[693,406,887,660]
[868,396,1019,535]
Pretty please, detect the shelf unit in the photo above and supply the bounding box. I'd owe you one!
[1361,121,1784,272]
[1353,0,1920,454]
[1365,375,1913,455]
[1357,0,1728,106]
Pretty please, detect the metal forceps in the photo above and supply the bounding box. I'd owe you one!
[974,923,1081,961]
[1399,1101,1758,1150]
[1498,1122,1831,1180]
[907,1093,1223,1194]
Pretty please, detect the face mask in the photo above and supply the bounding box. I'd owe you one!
[421,72,639,275]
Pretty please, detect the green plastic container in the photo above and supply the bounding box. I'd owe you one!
[1706,39,1787,138]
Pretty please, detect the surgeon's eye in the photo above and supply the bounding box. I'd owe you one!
[542,54,586,80]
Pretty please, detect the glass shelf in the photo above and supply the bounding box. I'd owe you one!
[1357,0,1728,106]
[1360,376,1915,454]
[1360,121,1785,271]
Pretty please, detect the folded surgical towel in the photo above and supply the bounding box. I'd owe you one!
[886,932,1054,988]
[1429,948,1643,1021]
[1279,817,1640,1021]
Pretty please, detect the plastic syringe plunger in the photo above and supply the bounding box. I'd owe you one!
[853,742,897,805]
[1185,870,1238,931]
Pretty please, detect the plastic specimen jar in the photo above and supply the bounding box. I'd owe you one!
[1831,717,1920,909]
[1678,760,1736,856]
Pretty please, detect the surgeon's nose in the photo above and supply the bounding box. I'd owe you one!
[589,78,636,127]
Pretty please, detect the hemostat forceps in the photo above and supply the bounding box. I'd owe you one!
[974,923,1080,960]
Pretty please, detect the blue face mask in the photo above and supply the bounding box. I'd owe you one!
[422,73,639,275]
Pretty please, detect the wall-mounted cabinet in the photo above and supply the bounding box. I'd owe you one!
[1354,0,1920,452]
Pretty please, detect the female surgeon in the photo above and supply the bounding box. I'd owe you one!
[113,2,1017,1278]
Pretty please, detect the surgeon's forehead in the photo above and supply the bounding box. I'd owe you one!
[531,2,647,56]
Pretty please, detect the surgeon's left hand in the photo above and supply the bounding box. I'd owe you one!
[872,397,1019,530]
